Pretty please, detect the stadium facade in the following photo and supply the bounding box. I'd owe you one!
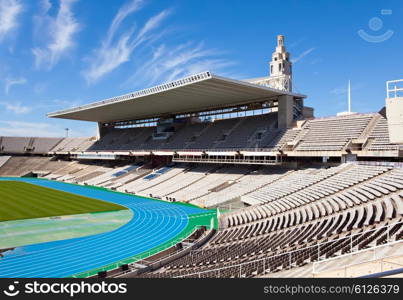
[0,35,403,278]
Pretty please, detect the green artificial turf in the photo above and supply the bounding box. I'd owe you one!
[0,181,127,222]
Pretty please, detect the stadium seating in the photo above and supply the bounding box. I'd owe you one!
[0,156,71,177]
[82,164,140,186]
[187,118,242,149]
[1,106,402,279]
[0,154,402,279]
[0,112,399,156]
[295,114,373,151]
[0,137,31,153]
[165,122,209,149]
[31,138,64,154]
[0,156,11,169]
[102,164,148,189]
[131,164,403,278]
[118,165,182,193]
[215,114,276,149]
[367,116,400,151]
[167,165,249,202]
[43,161,80,179]
[89,127,154,151]
[241,164,388,206]
[49,137,95,152]
[196,167,291,207]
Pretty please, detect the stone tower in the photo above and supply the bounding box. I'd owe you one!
[268,35,292,91]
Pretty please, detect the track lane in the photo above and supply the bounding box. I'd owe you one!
[0,178,207,278]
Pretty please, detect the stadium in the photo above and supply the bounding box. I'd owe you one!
[0,34,402,279]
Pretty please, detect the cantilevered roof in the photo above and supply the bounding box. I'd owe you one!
[48,71,305,123]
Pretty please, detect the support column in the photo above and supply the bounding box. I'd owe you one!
[278,95,294,128]
[97,122,108,140]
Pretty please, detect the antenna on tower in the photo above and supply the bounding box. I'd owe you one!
[337,80,355,116]
[348,80,351,113]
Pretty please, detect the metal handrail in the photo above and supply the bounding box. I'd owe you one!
[386,79,403,98]
[174,220,403,278]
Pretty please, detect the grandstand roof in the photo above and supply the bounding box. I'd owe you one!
[48,72,305,123]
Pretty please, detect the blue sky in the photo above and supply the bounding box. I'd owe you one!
[0,0,402,137]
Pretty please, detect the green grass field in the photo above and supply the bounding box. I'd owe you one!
[0,181,127,222]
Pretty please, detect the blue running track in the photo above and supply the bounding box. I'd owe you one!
[0,178,207,278]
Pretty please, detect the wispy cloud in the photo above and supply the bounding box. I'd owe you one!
[0,101,31,114]
[107,0,145,43]
[289,37,305,49]
[0,0,23,42]
[4,77,26,94]
[124,42,237,88]
[32,0,80,70]
[0,97,75,116]
[83,0,171,84]
[0,120,95,137]
[0,120,60,137]
[50,98,83,110]
[291,47,315,63]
